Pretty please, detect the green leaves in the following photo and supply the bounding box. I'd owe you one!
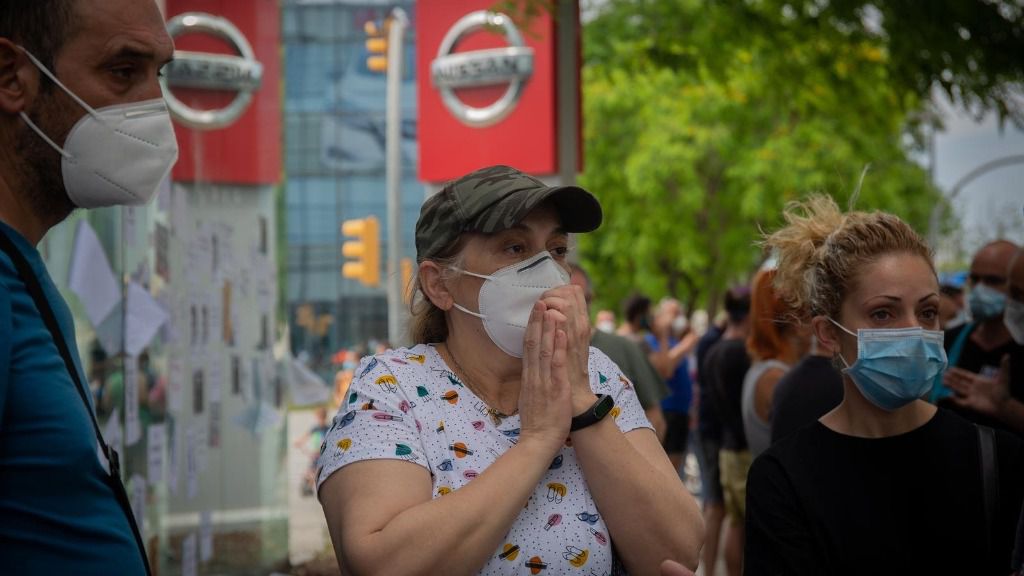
[579,0,943,316]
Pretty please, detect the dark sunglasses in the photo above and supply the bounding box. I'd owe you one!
[969,273,1007,287]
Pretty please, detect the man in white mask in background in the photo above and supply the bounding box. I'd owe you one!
[942,241,1024,437]
[0,0,174,573]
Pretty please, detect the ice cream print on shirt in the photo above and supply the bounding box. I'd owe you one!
[317,343,651,575]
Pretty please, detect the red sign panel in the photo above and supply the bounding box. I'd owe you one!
[165,0,281,185]
[418,3,571,182]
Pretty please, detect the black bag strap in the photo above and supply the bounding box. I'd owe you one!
[976,423,998,563]
[0,228,152,576]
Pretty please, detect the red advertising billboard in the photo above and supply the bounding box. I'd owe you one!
[164,0,281,185]
[417,2,577,182]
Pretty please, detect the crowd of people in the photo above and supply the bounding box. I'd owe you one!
[1,0,1022,573]
[312,165,1024,575]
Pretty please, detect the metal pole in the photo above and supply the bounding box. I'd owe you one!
[386,8,408,347]
[926,154,1024,250]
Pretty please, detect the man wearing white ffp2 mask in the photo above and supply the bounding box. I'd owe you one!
[0,1,174,573]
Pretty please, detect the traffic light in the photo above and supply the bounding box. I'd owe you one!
[365,19,389,73]
[401,257,414,303]
[341,216,380,287]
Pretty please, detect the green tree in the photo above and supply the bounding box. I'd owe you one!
[578,0,959,316]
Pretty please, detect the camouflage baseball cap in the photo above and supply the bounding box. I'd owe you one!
[415,165,603,261]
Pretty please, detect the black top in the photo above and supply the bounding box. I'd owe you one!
[696,324,724,439]
[770,355,844,445]
[745,408,1024,575]
[943,323,1024,433]
[705,338,751,450]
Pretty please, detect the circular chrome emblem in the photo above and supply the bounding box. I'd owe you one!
[430,11,534,127]
[160,12,264,130]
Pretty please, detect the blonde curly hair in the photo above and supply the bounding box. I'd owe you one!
[764,194,935,321]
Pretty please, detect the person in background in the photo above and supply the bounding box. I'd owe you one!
[569,263,670,439]
[595,309,617,333]
[700,286,751,576]
[770,322,844,445]
[0,0,176,572]
[646,298,700,473]
[943,244,1024,436]
[741,268,808,459]
[939,271,968,329]
[745,195,1024,574]
[936,240,1024,436]
[618,293,653,342]
[317,165,704,575]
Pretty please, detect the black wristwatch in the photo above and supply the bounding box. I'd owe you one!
[570,394,615,432]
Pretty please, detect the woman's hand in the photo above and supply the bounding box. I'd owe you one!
[518,301,573,452]
[540,285,597,414]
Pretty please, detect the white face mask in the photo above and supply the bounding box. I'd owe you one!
[596,320,616,334]
[672,315,688,334]
[1005,298,1024,345]
[18,48,179,208]
[451,251,570,357]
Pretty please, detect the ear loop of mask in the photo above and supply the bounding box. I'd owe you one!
[16,47,105,159]
[827,318,857,369]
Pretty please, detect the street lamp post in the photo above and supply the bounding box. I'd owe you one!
[927,154,1024,250]
[385,8,409,347]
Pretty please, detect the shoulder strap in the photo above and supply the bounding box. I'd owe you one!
[0,228,152,576]
[976,423,998,562]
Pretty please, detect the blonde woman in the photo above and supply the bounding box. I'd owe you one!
[745,195,1024,575]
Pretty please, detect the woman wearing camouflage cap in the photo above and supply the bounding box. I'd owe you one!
[317,165,704,575]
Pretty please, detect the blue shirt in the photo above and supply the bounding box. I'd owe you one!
[646,334,694,414]
[0,220,145,574]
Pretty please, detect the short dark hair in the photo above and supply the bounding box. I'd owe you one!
[0,0,76,72]
[724,285,751,324]
[622,293,651,325]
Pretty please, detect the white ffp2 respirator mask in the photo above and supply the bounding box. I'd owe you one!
[451,251,570,358]
[18,48,179,208]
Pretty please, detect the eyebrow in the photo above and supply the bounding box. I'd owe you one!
[108,45,174,67]
[505,223,568,236]
[863,293,939,305]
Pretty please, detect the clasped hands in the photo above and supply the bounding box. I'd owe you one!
[517,284,598,448]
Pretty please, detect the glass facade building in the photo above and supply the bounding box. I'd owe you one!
[282,0,421,379]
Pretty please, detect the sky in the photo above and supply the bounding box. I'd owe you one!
[932,97,1024,265]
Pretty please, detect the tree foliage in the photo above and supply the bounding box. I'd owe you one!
[578,0,957,316]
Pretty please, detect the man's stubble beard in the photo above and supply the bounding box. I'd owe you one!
[15,89,78,225]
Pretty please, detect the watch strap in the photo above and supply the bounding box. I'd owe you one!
[570,394,614,432]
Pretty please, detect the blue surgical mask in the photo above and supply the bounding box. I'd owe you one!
[830,319,948,411]
[968,283,1006,321]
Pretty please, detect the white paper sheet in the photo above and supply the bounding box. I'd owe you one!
[182,533,197,576]
[98,407,122,473]
[199,510,213,562]
[68,219,121,328]
[168,356,184,414]
[288,355,330,407]
[124,356,140,446]
[147,423,166,485]
[186,427,198,500]
[168,427,179,495]
[129,473,146,537]
[124,282,169,357]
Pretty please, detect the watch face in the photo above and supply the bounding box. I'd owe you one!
[594,395,614,419]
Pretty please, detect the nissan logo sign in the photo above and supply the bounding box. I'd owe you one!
[160,12,264,130]
[430,11,534,127]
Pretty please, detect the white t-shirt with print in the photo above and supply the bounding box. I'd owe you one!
[317,343,652,575]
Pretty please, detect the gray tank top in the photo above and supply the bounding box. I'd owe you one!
[742,359,790,458]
